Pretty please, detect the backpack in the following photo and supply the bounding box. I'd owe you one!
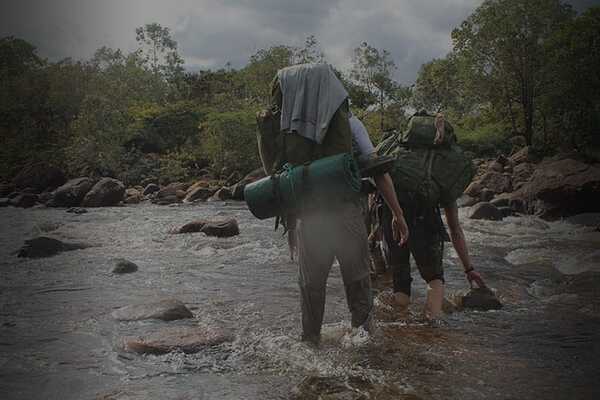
[256,77,352,175]
[377,111,474,207]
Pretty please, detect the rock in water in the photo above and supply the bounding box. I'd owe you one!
[458,287,503,311]
[112,259,138,274]
[66,207,88,214]
[142,183,160,196]
[82,178,125,207]
[123,325,232,355]
[469,202,503,221]
[174,218,239,237]
[112,299,193,321]
[17,236,89,258]
[9,193,38,208]
[48,177,95,207]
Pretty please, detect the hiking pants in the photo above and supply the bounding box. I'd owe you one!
[297,201,372,341]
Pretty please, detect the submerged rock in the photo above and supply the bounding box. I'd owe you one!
[112,258,138,274]
[66,207,88,214]
[173,218,239,237]
[469,202,503,221]
[123,325,232,355]
[17,236,90,258]
[112,299,193,321]
[292,375,408,400]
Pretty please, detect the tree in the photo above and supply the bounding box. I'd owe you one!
[452,0,574,145]
[350,42,407,133]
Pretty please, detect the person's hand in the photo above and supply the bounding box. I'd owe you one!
[465,269,486,288]
[392,214,409,247]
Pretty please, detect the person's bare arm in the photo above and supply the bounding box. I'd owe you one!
[444,202,485,287]
[374,173,408,246]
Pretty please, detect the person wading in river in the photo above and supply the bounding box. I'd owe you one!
[263,64,408,346]
[379,113,486,322]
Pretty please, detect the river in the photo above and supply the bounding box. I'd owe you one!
[1,202,599,399]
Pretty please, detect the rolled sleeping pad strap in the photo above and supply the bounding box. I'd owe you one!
[244,153,361,220]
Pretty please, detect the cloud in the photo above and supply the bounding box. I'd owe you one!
[1,0,596,84]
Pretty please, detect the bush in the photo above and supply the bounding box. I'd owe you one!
[200,110,260,176]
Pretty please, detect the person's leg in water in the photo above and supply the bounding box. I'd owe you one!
[415,240,445,321]
[334,202,374,332]
[296,214,335,346]
[424,278,444,320]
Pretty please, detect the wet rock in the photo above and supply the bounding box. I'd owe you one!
[464,181,483,197]
[38,191,54,204]
[457,194,479,208]
[173,218,240,237]
[82,178,126,207]
[142,183,160,196]
[17,236,90,258]
[490,194,511,208]
[489,160,504,172]
[9,193,38,208]
[498,206,515,218]
[124,188,143,204]
[479,188,495,202]
[455,287,503,311]
[208,187,232,202]
[152,185,183,205]
[230,168,266,201]
[0,198,9,207]
[510,146,531,165]
[112,299,193,321]
[66,207,88,214]
[0,182,15,197]
[292,375,406,400]
[112,259,138,274]
[12,162,66,192]
[183,186,217,202]
[469,202,503,221]
[123,325,232,355]
[48,177,95,207]
[512,162,535,191]
[513,158,600,219]
[478,171,512,194]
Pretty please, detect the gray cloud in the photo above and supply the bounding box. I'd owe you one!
[1,0,597,84]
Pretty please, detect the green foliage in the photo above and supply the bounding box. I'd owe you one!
[454,116,511,156]
[200,110,259,175]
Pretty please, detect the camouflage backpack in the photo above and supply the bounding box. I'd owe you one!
[376,111,474,207]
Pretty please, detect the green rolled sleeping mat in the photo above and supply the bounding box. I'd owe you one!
[244,153,361,220]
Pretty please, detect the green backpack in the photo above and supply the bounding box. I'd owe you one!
[256,77,352,175]
[377,112,474,207]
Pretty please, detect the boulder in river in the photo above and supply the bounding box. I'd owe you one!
[124,188,143,204]
[112,299,193,321]
[183,186,217,203]
[142,183,160,196]
[9,193,38,208]
[17,236,90,258]
[0,198,9,207]
[112,258,138,274]
[208,187,232,202]
[48,177,95,207]
[82,178,126,207]
[513,158,600,219]
[0,182,15,197]
[478,171,512,194]
[123,325,232,355]
[173,218,239,237]
[457,194,479,208]
[469,202,503,221]
[453,287,503,311]
[12,162,66,193]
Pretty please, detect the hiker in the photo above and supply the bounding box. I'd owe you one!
[379,113,486,321]
[265,64,408,346]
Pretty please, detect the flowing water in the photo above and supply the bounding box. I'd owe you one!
[1,202,599,399]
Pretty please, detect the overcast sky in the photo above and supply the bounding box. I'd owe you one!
[1,0,597,83]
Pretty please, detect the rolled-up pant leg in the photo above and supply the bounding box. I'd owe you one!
[297,216,334,341]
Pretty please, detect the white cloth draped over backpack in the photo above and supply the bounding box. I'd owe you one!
[278,63,349,144]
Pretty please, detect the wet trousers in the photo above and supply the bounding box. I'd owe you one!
[296,202,373,341]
